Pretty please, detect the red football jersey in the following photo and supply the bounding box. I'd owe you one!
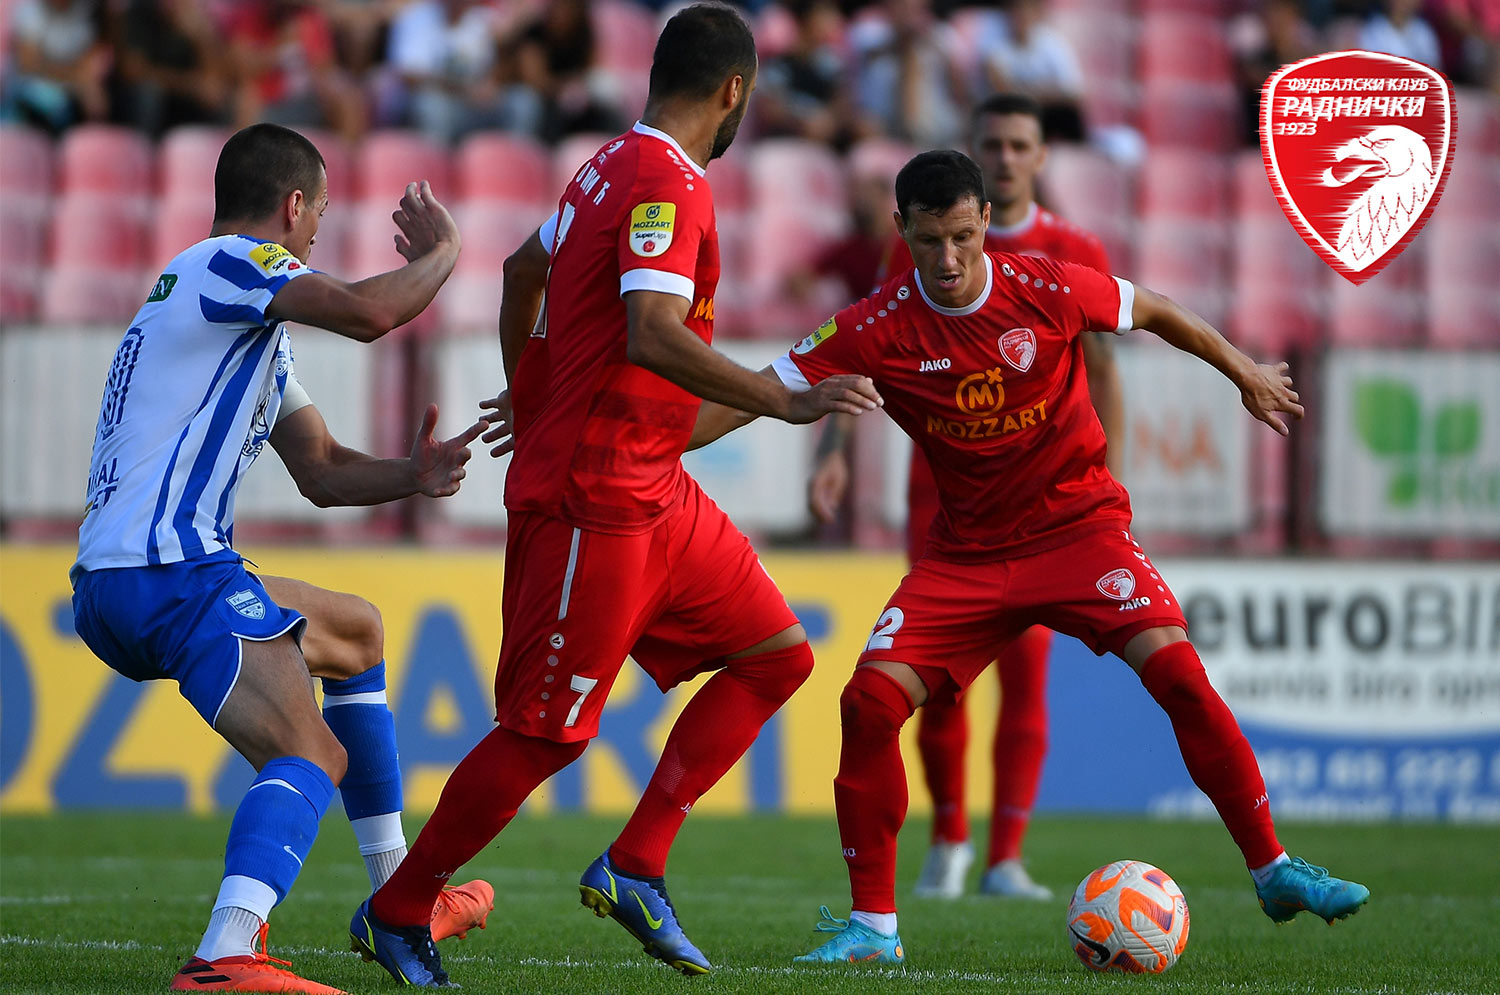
[506,123,721,533]
[882,204,1113,560]
[778,252,1136,559]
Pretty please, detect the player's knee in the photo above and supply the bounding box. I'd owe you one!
[726,640,815,703]
[348,597,384,673]
[840,668,914,739]
[310,738,348,787]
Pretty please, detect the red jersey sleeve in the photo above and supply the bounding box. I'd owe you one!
[771,295,880,391]
[1002,254,1134,337]
[616,170,712,303]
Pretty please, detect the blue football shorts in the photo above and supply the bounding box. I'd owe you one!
[72,549,306,727]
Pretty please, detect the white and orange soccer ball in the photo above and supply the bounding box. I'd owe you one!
[1066,860,1190,974]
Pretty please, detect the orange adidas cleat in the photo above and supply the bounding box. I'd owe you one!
[170,924,346,993]
[430,879,495,942]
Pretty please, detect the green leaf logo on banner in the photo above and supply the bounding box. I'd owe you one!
[1354,379,1421,456]
[1353,378,1489,512]
[1432,403,1480,458]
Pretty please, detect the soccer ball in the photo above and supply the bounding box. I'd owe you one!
[1066,860,1189,974]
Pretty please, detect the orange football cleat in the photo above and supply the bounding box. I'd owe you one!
[430,879,495,942]
[169,924,346,993]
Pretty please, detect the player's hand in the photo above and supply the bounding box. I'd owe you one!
[393,180,460,262]
[808,448,851,524]
[411,403,487,497]
[1239,361,1304,436]
[478,390,514,458]
[784,375,882,424]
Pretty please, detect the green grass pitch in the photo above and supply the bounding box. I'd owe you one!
[2,812,1496,994]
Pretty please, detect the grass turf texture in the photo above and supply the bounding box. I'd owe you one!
[2,813,1495,994]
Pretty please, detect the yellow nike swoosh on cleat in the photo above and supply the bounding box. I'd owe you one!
[632,891,664,930]
[602,866,618,903]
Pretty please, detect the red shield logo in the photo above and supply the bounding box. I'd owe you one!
[1260,50,1455,285]
[998,327,1036,373]
[1095,568,1136,601]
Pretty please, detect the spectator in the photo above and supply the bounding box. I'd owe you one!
[225,0,367,144]
[849,0,968,149]
[1359,0,1443,70]
[757,0,873,149]
[1231,0,1322,146]
[382,0,535,145]
[975,0,1087,142]
[504,0,623,142]
[1,0,108,133]
[325,1,402,79]
[111,0,229,136]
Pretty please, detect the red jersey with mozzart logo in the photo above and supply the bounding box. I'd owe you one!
[776,252,1136,559]
[506,122,720,533]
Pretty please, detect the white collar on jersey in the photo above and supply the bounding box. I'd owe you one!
[632,121,707,176]
[915,252,994,317]
[987,200,1039,238]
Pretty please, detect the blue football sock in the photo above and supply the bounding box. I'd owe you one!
[322,662,407,888]
[222,755,335,907]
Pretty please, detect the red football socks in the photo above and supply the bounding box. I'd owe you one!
[1139,641,1283,869]
[610,641,814,879]
[834,666,916,914]
[915,696,968,844]
[989,626,1050,866]
[371,725,584,926]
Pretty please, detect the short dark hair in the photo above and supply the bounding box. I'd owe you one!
[971,92,1044,135]
[895,150,986,221]
[214,123,326,224]
[648,3,757,102]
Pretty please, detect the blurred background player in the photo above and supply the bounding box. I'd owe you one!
[807,91,1124,901]
[69,123,490,993]
[349,5,881,986]
[698,149,1369,964]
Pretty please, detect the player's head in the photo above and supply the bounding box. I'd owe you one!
[213,123,328,263]
[647,3,758,160]
[969,92,1047,214]
[894,150,991,308]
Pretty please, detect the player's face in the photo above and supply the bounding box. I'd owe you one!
[710,69,756,161]
[898,194,991,308]
[287,168,329,263]
[971,113,1045,210]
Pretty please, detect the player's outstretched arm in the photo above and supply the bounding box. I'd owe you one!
[500,228,549,384]
[270,402,486,507]
[266,181,461,342]
[1131,286,1304,435]
[626,291,881,423]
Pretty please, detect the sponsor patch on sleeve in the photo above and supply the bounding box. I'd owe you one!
[792,316,838,355]
[249,242,297,275]
[629,202,676,257]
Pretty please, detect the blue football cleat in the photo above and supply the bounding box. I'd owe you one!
[350,898,455,987]
[1256,857,1370,924]
[792,906,905,964]
[578,850,711,975]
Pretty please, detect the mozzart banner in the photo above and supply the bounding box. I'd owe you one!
[1321,349,1500,537]
[2,547,1496,821]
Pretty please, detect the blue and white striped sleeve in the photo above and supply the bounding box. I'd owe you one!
[200,239,315,326]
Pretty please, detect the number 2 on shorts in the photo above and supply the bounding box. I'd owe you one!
[864,607,905,652]
[564,674,598,728]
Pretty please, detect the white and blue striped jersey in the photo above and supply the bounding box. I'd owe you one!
[73,235,317,578]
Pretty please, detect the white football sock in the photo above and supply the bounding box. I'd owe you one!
[850,910,898,936]
[194,905,263,961]
[1250,851,1290,887]
[351,813,407,891]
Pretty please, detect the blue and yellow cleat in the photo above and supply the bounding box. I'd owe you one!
[792,907,905,964]
[578,850,711,976]
[349,898,455,987]
[1256,857,1370,924]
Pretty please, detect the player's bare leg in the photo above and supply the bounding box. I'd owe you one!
[174,633,347,993]
[1122,625,1368,924]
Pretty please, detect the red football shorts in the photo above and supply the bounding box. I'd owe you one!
[857,528,1187,704]
[495,477,800,742]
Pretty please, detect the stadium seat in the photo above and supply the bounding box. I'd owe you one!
[39,267,149,325]
[49,195,149,270]
[57,125,153,199]
[1044,145,1130,220]
[355,130,450,202]
[150,198,218,274]
[1442,155,1500,217]
[1054,11,1135,90]
[592,0,657,77]
[1327,277,1425,346]
[0,124,52,199]
[456,132,553,206]
[0,267,37,323]
[1231,217,1326,353]
[1233,149,1282,220]
[450,202,552,277]
[1139,78,1239,151]
[1136,218,1230,328]
[708,150,752,215]
[158,125,231,203]
[748,138,846,213]
[345,201,412,281]
[1139,14,1232,84]
[0,197,47,271]
[1455,87,1500,156]
[1139,149,1230,220]
[296,127,353,203]
[1425,218,1500,347]
[551,132,615,198]
[435,273,502,333]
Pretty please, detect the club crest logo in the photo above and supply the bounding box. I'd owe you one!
[1095,568,1136,601]
[226,589,266,620]
[999,327,1037,373]
[1260,50,1455,285]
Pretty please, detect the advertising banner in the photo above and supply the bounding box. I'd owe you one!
[1320,349,1500,536]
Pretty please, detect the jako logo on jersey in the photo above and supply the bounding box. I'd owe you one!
[919,358,951,372]
[629,202,675,256]
[226,589,266,620]
[1117,596,1153,612]
[954,368,1006,416]
[793,316,837,355]
[1096,568,1137,601]
[691,297,715,321]
[999,327,1037,373]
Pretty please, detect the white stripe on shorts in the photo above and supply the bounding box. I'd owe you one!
[557,527,582,620]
